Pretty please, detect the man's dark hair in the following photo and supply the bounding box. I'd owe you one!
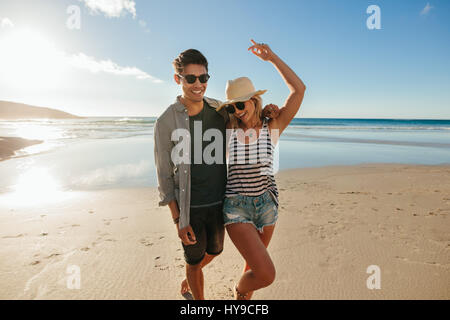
[172,49,208,74]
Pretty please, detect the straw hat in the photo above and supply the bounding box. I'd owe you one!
[217,77,267,110]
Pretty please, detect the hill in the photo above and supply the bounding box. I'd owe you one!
[0,101,84,119]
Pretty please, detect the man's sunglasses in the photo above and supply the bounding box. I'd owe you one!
[224,101,246,114]
[177,73,210,84]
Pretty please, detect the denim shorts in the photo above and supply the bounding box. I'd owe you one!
[223,191,278,233]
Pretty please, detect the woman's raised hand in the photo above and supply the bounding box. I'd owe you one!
[248,39,275,61]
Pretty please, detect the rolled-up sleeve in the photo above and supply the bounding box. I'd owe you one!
[154,118,176,206]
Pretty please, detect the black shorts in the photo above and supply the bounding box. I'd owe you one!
[182,203,225,265]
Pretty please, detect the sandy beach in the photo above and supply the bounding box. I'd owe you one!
[0,163,449,300]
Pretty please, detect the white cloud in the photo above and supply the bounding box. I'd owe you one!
[0,29,162,86]
[1,18,14,28]
[420,3,434,15]
[79,0,137,18]
[68,53,162,82]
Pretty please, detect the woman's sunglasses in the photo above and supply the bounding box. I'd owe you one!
[224,101,246,114]
[177,73,210,84]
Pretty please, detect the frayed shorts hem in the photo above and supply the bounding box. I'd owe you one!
[224,217,278,234]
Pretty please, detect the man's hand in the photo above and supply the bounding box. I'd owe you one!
[263,104,281,119]
[177,224,197,245]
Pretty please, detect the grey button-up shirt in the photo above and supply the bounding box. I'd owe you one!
[154,96,228,230]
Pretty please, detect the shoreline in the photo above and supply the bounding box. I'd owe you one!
[0,136,43,162]
[0,163,448,299]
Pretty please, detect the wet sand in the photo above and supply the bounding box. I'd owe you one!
[0,137,43,161]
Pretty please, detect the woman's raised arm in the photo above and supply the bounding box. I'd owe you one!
[248,39,306,134]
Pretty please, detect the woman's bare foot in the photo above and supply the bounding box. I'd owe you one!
[181,278,190,295]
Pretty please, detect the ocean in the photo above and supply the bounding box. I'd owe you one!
[0,117,449,193]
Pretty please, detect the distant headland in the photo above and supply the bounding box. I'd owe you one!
[0,101,84,119]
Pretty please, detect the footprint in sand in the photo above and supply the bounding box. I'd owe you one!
[339,191,369,195]
[45,253,61,259]
[395,255,444,268]
[97,231,110,236]
[139,238,154,247]
[30,260,40,266]
[57,224,80,230]
[154,263,169,270]
[80,247,90,251]
[2,233,26,238]
[91,233,117,247]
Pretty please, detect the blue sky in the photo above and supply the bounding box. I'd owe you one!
[0,0,449,119]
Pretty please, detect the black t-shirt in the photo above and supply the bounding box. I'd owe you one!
[189,100,227,207]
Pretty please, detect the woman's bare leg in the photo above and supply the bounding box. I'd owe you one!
[243,224,276,299]
[227,223,276,300]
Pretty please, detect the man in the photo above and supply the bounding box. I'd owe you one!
[154,49,278,300]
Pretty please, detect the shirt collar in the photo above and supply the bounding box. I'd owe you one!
[174,96,186,113]
[174,96,213,112]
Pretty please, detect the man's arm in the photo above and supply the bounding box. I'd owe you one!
[154,119,176,206]
[168,200,196,245]
[154,119,196,245]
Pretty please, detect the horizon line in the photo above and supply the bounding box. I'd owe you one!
[1,100,449,121]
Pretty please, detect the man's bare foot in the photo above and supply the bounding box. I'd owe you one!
[181,279,190,295]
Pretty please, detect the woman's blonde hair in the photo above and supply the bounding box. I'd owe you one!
[229,95,263,129]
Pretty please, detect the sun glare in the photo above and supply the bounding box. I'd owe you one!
[12,123,65,140]
[0,28,66,90]
[0,167,73,206]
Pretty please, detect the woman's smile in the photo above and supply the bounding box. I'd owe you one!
[236,110,248,120]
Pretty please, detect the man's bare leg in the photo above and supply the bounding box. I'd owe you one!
[181,253,216,297]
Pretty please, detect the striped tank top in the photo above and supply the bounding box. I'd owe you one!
[225,118,279,204]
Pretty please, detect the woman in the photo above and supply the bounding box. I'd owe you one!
[218,39,306,299]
